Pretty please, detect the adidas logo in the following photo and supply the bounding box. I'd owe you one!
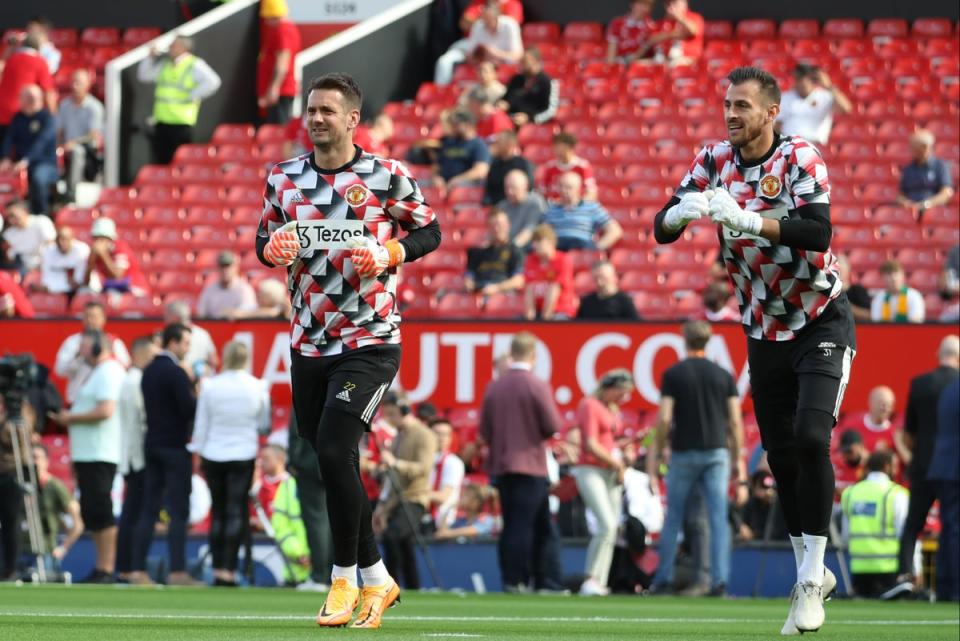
[336,389,351,402]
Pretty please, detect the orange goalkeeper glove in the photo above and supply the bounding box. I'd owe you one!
[347,236,405,279]
[263,224,300,267]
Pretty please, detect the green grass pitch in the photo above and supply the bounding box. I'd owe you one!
[1,584,957,641]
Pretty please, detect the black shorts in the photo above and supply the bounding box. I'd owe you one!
[73,461,117,531]
[290,344,401,445]
[748,294,857,451]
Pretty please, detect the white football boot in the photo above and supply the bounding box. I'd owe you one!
[781,568,835,635]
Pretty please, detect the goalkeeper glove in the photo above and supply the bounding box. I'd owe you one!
[707,189,764,236]
[663,191,710,232]
[348,236,405,279]
[263,223,300,266]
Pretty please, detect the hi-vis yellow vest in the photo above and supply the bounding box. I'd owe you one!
[841,477,908,574]
[153,54,200,126]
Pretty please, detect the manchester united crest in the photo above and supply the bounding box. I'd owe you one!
[759,175,782,199]
[345,184,370,207]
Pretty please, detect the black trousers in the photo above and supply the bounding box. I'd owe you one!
[264,96,293,125]
[382,501,425,589]
[0,474,22,578]
[116,469,145,574]
[151,123,193,165]
[897,477,939,575]
[201,458,254,572]
[495,474,551,587]
[936,480,960,601]
[132,447,192,573]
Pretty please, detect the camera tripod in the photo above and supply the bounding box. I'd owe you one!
[7,417,48,583]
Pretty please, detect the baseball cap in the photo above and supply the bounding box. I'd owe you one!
[91,217,117,240]
[837,429,863,452]
[217,251,237,267]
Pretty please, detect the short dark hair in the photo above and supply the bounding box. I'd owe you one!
[5,199,30,213]
[866,450,894,473]
[727,66,781,105]
[83,300,105,313]
[161,322,191,348]
[879,259,903,275]
[27,16,52,30]
[683,320,712,351]
[553,131,577,147]
[308,73,362,111]
[524,47,542,62]
[131,335,155,353]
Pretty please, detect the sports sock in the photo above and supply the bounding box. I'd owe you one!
[797,534,827,585]
[331,564,358,587]
[360,559,390,586]
[790,535,805,574]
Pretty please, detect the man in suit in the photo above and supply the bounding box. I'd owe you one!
[128,323,197,585]
[929,379,960,601]
[479,332,563,592]
[895,335,959,590]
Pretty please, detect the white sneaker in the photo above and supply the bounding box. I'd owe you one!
[822,568,837,602]
[781,569,836,635]
[781,584,801,636]
[579,577,610,596]
[296,578,330,592]
[793,581,824,632]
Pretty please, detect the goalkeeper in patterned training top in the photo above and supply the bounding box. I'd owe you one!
[653,67,853,636]
[255,72,441,629]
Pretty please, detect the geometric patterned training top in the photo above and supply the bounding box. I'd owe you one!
[674,134,842,341]
[257,149,437,356]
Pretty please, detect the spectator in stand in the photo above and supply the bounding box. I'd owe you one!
[84,217,149,296]
[735,469,790,542]
[224,277,291,320]
[484,132,535,206]
[265,445,312,586]
[465,208,525,297]
[373,392,437,590]
[48,330,127,583]
[164,300,218,376]
[58,69,104,199]
[49,227,91,307]
[897,129,955,219]
[25,17,60,74]
[479,332,563,592]
[22,444,84,569]
[645,0,704,65]
[434,0,523,86]
[258,0,301,125]
[573,369,634,596]
[498,48,558,127]
[496,169,545,247]
[0,85,58,215]
[196,250,257,319]
[353,113,394,157]
[523,224,578,320]
[775,64,852,147]
[576,260,639,321]
[605,0,658,64]
[835,254,872,322]
[540,132,598,203]
[465,86,513,143]
[434,109,490,194]
[137,35,221,164]
[458,61,506,108]
[115,336,157,584]
[0,34,55,143]
[647,321,746,596]
[837,386,901,457]
[700,281,739,322]
[929,378,960,601]
[840,451,909,598]
[2,199,55,273]
[895,335,959,591]
[426,418,466,532]
[870,260,925,323]
[832,429,868,501]
[433,484,498,541]
[0,271,34,318]
[54,300,131,403]
[189,341,270,586]
[940,246,960,322]
[459,0,524,34]
[542,172,622,251]
[281,114,309,159]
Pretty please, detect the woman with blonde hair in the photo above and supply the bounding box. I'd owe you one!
[189,340,270,585]
[572,368,634,596]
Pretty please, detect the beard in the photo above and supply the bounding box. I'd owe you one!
[310,127,345,151]
[728,121,763,149]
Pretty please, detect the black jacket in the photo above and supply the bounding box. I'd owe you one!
[905,365,959,481]
[142,353,196,450]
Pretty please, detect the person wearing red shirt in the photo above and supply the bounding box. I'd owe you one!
[539,131,598,202]
[464,86,513,142]
[460,0,524,34]
[834,386,903,458]
[255,444,288,522]
[647,0,705,65]
[85,218,149,296]
[605,0,658,64]
[353,114,394,157]
[573,369,633,596]
[258,0,301,125]
[523,224,578,320]
[0,35,55,141]
[0,270,34,318]
[831,429,867,501]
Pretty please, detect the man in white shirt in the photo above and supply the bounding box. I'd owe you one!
[39,225,90,294]
[2,199,55,273]
[434,0,523,86]
[58,69,104,198]
[48,330,127,583]
[163,299,218,376]
[426,419,465,530]
[870,260,925,323]
[54,301,131,403]
[776,63,853,146]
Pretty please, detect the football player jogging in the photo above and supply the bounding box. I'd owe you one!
[653,67,853,635]
[256,73,441,629]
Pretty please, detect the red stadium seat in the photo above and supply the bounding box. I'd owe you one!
[517,124,557,146]
[190,226,235,251]
[85,45,124,67]
[620,270,662,292]
[180,184,223,207]
[255,123,287,144]
[435,293,479,318]
[702,20,733,39]
[115,295,162,319]
[790,38,831,59]
[212,124,255,144]
[483,294,526,319]
[563,22,604,43]
[912,17,953,37]
[735,19,776,39]
[173,144,214,165]
[30,293,69,317]
[847,248,890,271]
[225,185,262,206]
[56,207,96,228]
[141,206,184,226]
[135,164,178,185]
[823,19,864,39]
[145,227,188,249]
[610,248,649,271]
[562,119,603,144]
[81,27,120,47]
[49,28,78,48]
[867,18,908,38]
[779,19,819,39]
[215,144,258,164]
[122,27,161,47]
[632,292,675,320]
[428,272,465,294]
[184,207,229,226]
[447,185,484,208]
[136,184,179,204]
[177,163,221,184]
[522,22,560,44]
[152,271,203,296]
[896,247,943,271]
[222,164,266,185]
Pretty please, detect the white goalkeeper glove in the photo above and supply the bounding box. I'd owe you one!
[663,191,711,232]
[708,189,764,236]
[263,222,300,267]
[347,236,405,279]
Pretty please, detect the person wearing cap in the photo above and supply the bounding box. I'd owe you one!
[84,218,149,296]
[832,429,868,501]
[195,250,257,319]
[434,109,491,196]
[258,0,301,125]
[775,63,852,146]
[0,84,58,215]
[137,34,221,164]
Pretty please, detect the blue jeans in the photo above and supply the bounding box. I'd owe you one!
[654,448,731,587]
[28,161,58,215]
